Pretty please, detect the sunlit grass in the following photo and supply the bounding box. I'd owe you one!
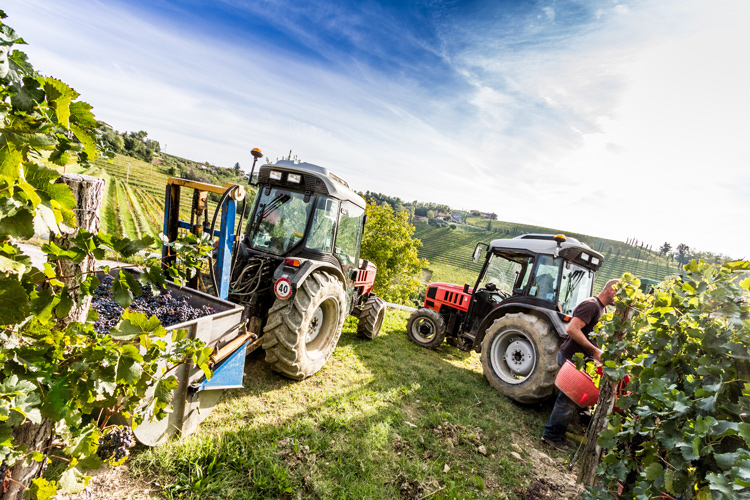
[130,311,551,499]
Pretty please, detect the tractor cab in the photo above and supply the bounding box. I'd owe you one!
[465,234,602,337]
[242,161,366,268]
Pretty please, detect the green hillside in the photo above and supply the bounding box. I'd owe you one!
[413,221,682,293]
[75,153,254,241]
[73,152,680,296]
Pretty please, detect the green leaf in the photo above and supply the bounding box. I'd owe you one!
[0,275,30,324]
[9,77,44,112]
[111,271,134,308]
[58,466,89,494]
[69,101,97,128]
[116,356,142,385]
[0,208,35,239]
[715,452,738,470]
[55,292,74,319]
[29,286,58,325]
[111,310,166,340]
[70,123,97,160]
[42,378,73,420]
[64,424,99,459]
[644,462,663,481]
[28,477,58,500]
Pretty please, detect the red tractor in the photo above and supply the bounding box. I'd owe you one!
[406,234,604,403]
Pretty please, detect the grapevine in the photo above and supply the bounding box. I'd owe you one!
[0,12,215,499]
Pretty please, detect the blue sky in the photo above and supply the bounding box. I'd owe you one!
[5,0,750,259]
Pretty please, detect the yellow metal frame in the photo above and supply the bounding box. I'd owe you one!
[166,177,246,201]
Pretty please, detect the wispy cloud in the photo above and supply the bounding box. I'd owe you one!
[4,0,749,257]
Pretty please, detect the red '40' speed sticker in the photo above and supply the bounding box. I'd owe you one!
[274,278,293,300]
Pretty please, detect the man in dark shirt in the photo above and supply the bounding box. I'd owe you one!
[541,279,619,450]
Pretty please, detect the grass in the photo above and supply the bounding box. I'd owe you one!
[129,311,554,499]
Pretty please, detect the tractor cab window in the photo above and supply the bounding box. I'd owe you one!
[558,263,594,315]
[248,188,313,255]
[306,196,339,253]
[484,252,532,296]
[335,202,364,268]
[529,255,561,302]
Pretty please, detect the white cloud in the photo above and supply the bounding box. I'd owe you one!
[4,0,749,258]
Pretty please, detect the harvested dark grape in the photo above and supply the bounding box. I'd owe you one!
[91,275,215,334]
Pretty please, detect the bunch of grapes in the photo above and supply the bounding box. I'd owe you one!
[0,462,8,485]
[91,275,216,334]
[96,426,135,463]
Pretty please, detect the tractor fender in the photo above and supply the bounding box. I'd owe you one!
[271,259,346,298]
[473,303,569,348]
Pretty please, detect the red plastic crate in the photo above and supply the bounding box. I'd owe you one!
[555,360,600,408]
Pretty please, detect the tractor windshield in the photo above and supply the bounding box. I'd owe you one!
[483,253,533,296]
[248,188,313,255]
[558,264,594,315]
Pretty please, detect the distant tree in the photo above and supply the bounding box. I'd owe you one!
[426,210,435,219]
[675,243,691,267]
[360,201,427,303]
[233,162,241,174]
[490,213,498,220]
[659,242,672,256]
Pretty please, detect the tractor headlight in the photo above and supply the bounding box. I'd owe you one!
[270,170,282,181]
[288,173,302,184]
[591,257,600,266]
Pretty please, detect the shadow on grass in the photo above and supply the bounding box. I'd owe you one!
[130,311,554,500]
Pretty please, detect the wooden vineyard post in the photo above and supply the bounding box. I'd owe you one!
[577,377,616,486]
[51,173,106,325]
[577,306,634,489]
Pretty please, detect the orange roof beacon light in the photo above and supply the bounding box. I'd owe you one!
[248,147,263,186]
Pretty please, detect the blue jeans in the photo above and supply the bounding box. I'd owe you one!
[542,352,578,441]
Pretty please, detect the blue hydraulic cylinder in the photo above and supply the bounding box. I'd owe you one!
[215,199,236,300]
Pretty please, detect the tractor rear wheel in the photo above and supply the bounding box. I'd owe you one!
[357,295,386,340]
[262,270,346,379]
[480,312,561,404]
[406,308,446,349]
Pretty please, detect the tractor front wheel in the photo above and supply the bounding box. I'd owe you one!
[262,271,346,379]
[357,295,386,340]
[406,308,446,349]
[480,312,561,404]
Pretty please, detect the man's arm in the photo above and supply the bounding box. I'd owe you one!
[566,317,603,363]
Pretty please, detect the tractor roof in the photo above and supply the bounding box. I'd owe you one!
[490,234,604,268]
[260,161,365,209]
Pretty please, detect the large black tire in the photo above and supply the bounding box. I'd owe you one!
[357,295,386,340]
[480,312,561,404]
[262,270,346,380]
[406,308,446,349]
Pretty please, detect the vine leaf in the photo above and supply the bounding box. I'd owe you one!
[0,275,30,324]
[58,466,89,494]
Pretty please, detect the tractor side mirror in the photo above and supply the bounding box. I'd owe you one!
[472,242,489,263]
